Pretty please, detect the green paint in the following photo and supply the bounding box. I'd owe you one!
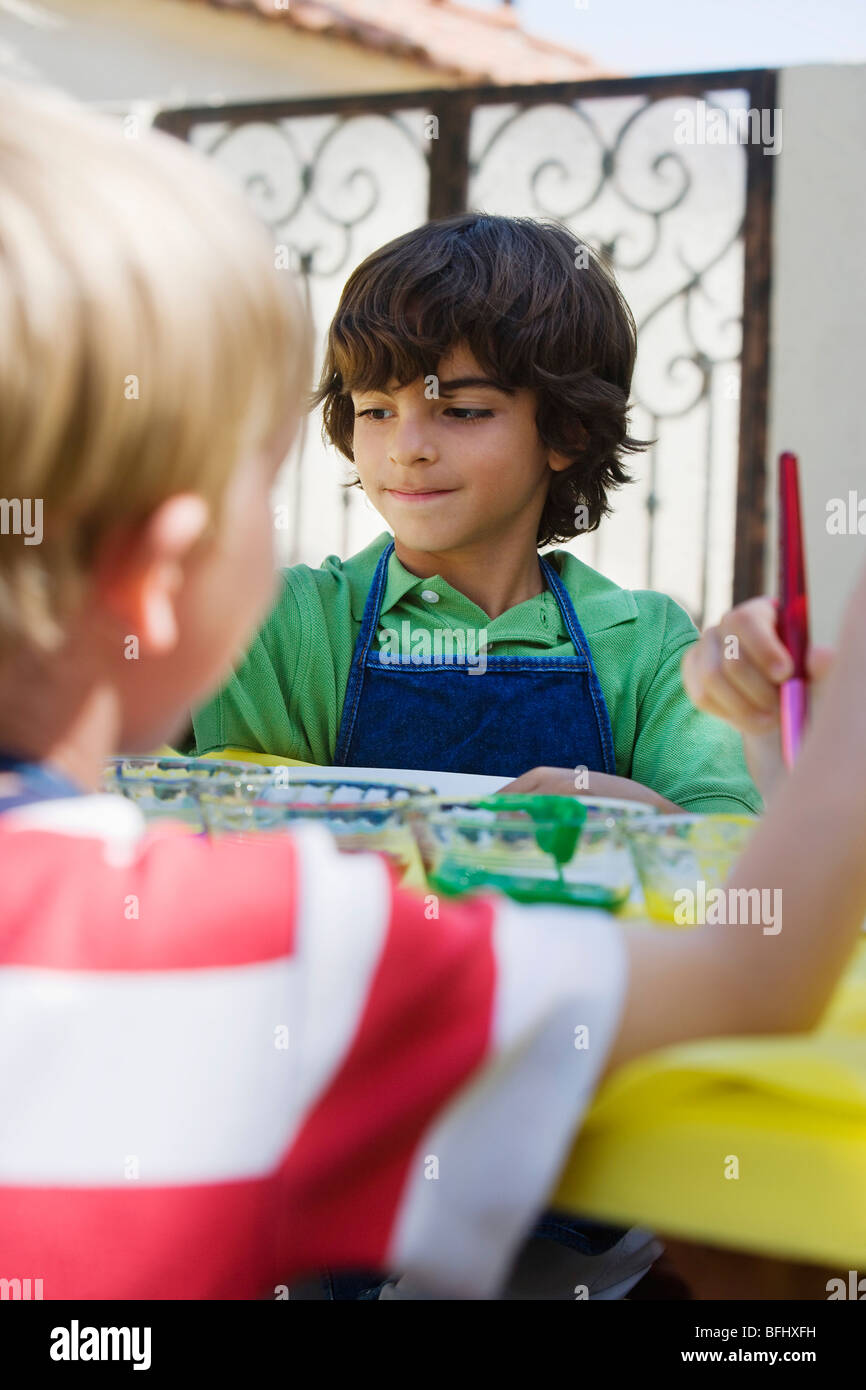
[476,795,587,869]
[428,859,627,910]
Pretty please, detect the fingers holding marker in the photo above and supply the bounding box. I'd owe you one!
[720,598,793,683]
[682,624,774,731]
[683,598,800,735]
[696,680,779,736]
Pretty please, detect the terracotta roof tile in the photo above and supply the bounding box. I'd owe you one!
[177,0,609,84]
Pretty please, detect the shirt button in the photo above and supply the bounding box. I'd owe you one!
[420,589,439,603]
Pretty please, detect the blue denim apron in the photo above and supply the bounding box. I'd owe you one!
[321,543,627,1299]
[335,541,617,778]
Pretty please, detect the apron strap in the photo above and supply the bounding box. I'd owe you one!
[539,556,618,776]
[334,541,394,765]
[539,555,591,660]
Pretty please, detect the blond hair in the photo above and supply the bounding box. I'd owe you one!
[0,82,311,655]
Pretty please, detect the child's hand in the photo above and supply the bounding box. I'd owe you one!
[499,767,681,812]
[681,596,835,798]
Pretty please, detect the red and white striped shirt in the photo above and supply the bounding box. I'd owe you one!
[0,795,626,1299]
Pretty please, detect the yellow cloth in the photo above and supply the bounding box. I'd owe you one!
[555,937,866,1268]
[198,748,313,768]
[155,745,313,768]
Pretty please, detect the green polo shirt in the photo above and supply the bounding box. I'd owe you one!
[191,532,762,814]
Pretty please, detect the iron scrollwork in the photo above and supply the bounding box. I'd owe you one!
[469,92,749,619]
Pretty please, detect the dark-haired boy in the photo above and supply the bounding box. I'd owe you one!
[190,214,763,1298]
[192,214,760,816]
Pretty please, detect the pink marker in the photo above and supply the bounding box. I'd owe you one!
[776,452,809,768]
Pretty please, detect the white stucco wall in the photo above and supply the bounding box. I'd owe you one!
[767,64,866,644]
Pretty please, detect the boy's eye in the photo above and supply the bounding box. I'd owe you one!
[355,406,493,422]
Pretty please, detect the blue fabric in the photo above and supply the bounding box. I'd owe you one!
[335,542,616,778]
[330,544,626,1294]
[0,754,84,813]
[319,1214,630,1300]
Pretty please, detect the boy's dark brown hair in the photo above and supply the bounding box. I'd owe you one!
[312,213,647,545]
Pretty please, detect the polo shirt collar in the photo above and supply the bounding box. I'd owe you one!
[555,551,639,635]
[350,533,638,638]
[381,549,436,616]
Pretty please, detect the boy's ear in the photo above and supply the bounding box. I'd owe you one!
[93,495,210,655]
[547,449,576,474]
[547,424,586,474]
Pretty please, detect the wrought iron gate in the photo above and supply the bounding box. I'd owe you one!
[155,68,774,625]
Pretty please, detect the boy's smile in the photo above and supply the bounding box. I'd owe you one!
[351,344,571,592]
[386,487,455,502]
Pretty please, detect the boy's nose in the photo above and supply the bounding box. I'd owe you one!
[387,425,439,469]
